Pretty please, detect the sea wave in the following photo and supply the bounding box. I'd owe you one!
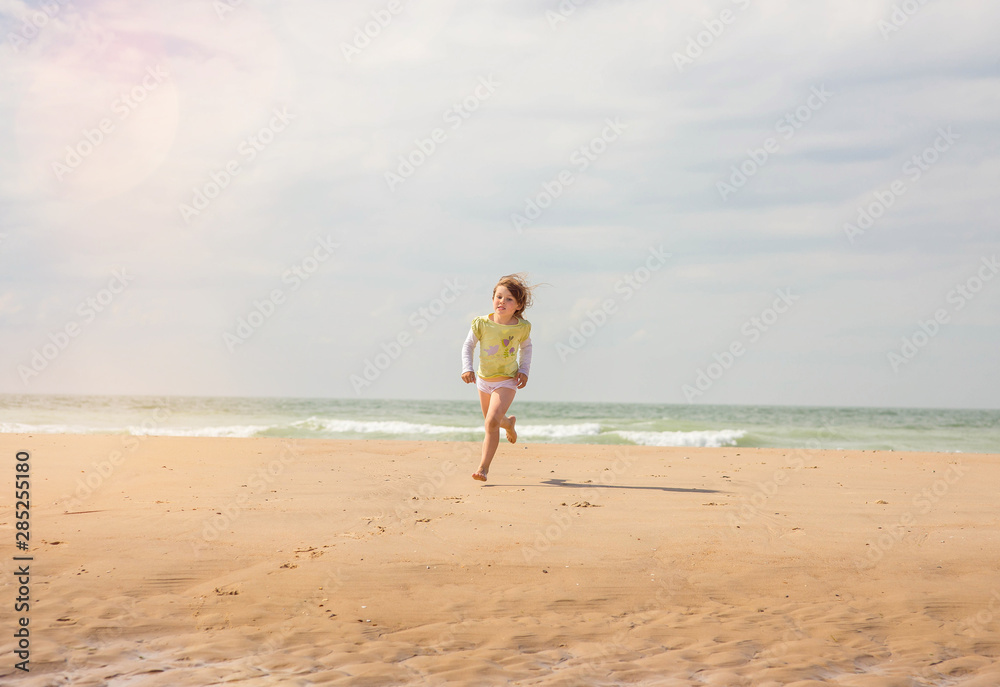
[0,422,100,435]
[0,421,273,438]
[289,417,605,440]
[290,417,478,436]
[0,418,746,446]
[2,394,992,452]
[612,429,746,448]
[516,422,603,439]
[130,424,270,438]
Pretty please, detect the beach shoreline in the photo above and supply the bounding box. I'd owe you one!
[2,394,996,454]
[3,433,999,685]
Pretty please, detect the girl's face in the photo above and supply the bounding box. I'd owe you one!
[493,285,520,319]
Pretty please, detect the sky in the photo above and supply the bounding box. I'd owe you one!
[0,0,998,408]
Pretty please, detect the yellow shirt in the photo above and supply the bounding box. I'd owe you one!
[471,314,531,378]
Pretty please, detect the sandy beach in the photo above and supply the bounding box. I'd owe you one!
[2,433,999,686]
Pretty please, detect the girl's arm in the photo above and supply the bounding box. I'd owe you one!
[517,336,532,376]
[461,329,478,375]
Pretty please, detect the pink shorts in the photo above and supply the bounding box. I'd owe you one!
[476,377,518,395]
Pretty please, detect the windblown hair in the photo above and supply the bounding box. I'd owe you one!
[493,273,536,318]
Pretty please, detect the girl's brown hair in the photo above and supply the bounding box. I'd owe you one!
[493,273,535,318]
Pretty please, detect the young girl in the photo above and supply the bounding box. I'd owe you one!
[461,274,535,482]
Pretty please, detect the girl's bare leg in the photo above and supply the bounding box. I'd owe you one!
[477,388,516,442]
[473,387,516,481]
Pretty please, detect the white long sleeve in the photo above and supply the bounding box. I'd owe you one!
[461,329,478,374]
[518,337,532,376]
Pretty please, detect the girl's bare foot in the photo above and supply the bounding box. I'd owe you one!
[505,416,517,444]
[472,471,487,482]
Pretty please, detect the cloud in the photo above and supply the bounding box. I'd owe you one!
[0,0,997,406]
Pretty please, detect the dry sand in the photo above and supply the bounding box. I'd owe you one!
[2,433,999,686]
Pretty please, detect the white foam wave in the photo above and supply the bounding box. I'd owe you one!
[613,429,745,448]
[2,417,743,447]
[292,417,603,439]
[0,422,100,435]
[517,422,602,439]
[129,425,270,438]
[0,422,270,438]
[291,416,478,436]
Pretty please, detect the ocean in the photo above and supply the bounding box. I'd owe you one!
[1,394,997,454]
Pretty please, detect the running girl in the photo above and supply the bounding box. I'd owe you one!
[460,274,536,482]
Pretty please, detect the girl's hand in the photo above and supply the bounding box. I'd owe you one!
[515,373,528,388]
[461,371,476,384]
